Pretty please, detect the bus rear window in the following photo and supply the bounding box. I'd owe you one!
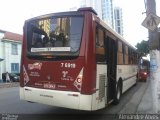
[27,16,83,54]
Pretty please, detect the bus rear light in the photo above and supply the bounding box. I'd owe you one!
[74,76,83,91]
[77,78,81,83]
[143,72,147,75]
[77,75,83,83]
[23,65,30,85]
[73,68,83,91]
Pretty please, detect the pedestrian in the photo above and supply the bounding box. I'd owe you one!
[6,72,11,83]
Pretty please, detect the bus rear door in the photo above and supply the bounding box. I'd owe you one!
[105,36,117,104]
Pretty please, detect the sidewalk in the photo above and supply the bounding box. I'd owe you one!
[118,78,154,114]
[137,79,155,113]
[0,81,19,89]
[119,81,148,114]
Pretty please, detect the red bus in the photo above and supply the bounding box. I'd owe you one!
[20,7,139,111]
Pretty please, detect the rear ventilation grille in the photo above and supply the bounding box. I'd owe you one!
[99,74,106,100]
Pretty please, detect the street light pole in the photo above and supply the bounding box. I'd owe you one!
[146,0,160,113]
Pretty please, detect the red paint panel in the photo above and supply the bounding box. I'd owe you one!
[80,12,96,95]
[21,57,84,92]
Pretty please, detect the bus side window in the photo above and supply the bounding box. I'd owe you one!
[125,46,129,64]
[117,41,123,64]
[96,27,105,63]
[128,48,132,64]
[122,43,125,64]
[122,44,128,65]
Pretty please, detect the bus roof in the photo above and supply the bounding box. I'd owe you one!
[97,16,137,51]
[25,10,84,23]
[77,7,137,51]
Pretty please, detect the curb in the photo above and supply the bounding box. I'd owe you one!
[0,82,19,89]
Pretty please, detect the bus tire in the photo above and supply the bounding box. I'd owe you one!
[134,79,138,86]
[113,81,122,105]
[134,73,138,86]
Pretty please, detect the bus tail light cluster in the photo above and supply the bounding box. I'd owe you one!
[77,75,83,83]
[23,65,30,85]
[73,68,83,91]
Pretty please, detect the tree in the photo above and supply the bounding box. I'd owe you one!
[135,40,149,56]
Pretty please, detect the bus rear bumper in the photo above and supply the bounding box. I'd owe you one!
[20,87,94,111]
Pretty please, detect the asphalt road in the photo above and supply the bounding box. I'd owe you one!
[0,82,148,120]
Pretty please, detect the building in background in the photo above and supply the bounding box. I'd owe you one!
[101,0,115,29]
[0,30,22,80]
[80,0,114,29]
[80,0,102,19]
[79,0,123,35]
[114,7,123,36]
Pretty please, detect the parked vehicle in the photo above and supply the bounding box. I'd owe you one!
[138,59,150,82]
[2,73,20,82]
[138,69,149,82]
[9,73,20,82]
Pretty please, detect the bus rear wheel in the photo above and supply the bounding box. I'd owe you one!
[113,82,122,105]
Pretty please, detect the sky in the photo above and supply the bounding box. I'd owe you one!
[0,0,160,46]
